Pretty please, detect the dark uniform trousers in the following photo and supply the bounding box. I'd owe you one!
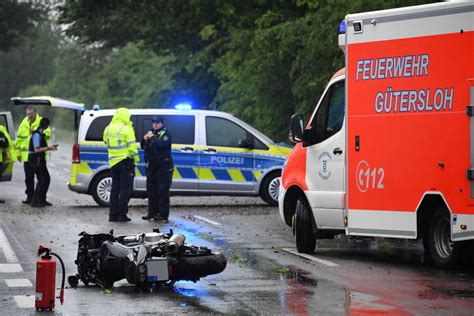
[24,162,35,200]
[29,129,50,205]
[31,160,50,204]
[109,158,135,218]
[146,161,173,219]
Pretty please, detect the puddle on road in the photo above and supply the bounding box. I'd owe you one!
[345,291,413,316]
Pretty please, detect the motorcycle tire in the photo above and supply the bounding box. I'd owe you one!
[167,252,227,282]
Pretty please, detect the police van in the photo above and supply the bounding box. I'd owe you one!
[69,108,291,206]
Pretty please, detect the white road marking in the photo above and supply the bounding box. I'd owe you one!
[0,228,18,262]
[13,295,35,308]
[282,248,340,267]
[63,168,70,173]
[49,163,56,168]
[193,215,222,226]
[0,264,23,273]
[5,279,33,287]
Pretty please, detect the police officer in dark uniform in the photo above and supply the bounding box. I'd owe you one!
[141,116,173,222]
[28,118,57,207]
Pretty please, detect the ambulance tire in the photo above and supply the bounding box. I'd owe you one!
[295,197,316,254]
[91,172,111,207]
[427,209,461,268]
[260,171,281,206]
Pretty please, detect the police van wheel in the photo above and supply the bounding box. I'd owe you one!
[427,209,460,268]
[295,197,316,254]
[260,171,281,206]
[91,173,111,207]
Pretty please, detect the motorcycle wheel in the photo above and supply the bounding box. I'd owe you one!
[167,252,227,282]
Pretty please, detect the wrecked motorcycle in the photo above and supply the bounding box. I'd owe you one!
[68,229,226,290]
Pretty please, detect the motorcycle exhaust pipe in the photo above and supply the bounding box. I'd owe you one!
[164,234,186,253]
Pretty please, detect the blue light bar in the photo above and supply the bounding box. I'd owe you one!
[174,103,192,110]
[339,20,346,34]
[93,104,101,111]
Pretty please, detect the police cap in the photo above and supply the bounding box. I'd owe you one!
[152,116,164,124]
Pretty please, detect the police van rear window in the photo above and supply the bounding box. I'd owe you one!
[85,116,112,141]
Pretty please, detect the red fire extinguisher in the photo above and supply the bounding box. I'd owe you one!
[35,245,65,311]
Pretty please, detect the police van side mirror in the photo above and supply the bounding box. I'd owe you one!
[239,139,254,149]
[289,114,304,144]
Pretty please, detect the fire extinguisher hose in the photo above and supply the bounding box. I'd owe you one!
[51,252,65,305]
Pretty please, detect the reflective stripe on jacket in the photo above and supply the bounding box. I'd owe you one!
[103,108,139,168]
[15,115,51,162]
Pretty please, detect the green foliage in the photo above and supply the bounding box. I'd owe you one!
[94,43,178,109]
[0,0,43,52]
[0,22,59,121]
[18,42,179,130]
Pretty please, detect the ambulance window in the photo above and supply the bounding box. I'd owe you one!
[138,115,195,145]
[326,81,345,138]
[306,80,345,145]
[206,117,248,148]
[85,116,112,141]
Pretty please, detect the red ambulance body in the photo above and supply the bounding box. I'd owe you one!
[279,2,474,267]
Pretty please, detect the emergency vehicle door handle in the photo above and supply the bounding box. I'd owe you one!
[180,147,194,152]
[203,148,217,154]
[333,147,343,155]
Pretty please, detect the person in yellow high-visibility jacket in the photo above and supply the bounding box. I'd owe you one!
[15,106,51,204]
[103,108,139,222]
[0,124,13,203]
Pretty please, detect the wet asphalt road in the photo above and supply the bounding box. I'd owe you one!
[0,144,473,315]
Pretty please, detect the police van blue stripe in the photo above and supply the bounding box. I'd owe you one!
[178,168,198,179]
[240,170,256,182]
[81,153,108,161]
[211,169,232,181]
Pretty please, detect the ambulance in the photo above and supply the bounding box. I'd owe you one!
[279,2,474,267]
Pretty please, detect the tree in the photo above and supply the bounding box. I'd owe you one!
[0,22,59,122]
[0,0,43,52]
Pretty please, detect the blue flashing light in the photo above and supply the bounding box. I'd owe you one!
[93,104,101,111]
[339,20,346,34]
[174,103,192,111]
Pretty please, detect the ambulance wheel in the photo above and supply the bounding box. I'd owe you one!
[91,172,111,207]
[427,209,461,268]
[260,171,281,206]
[295,197,316,254]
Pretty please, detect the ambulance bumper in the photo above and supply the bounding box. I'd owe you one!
[278,185,287,225]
